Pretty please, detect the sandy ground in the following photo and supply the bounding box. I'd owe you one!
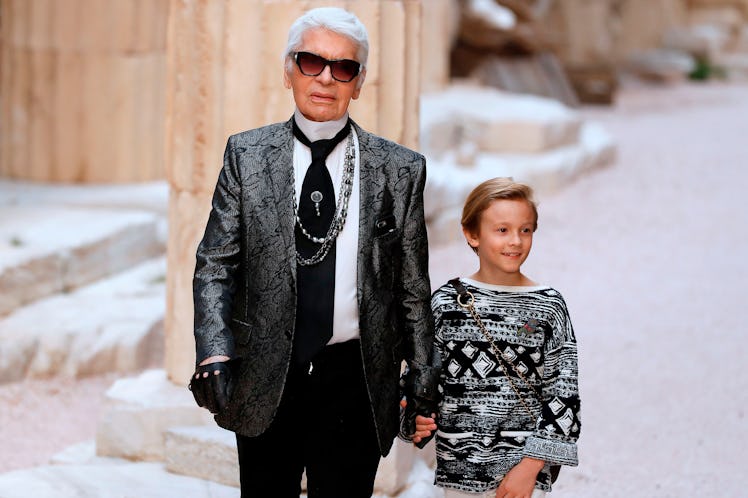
[431,79,748,497]
[2,80,747,496]
[0,373,120,472]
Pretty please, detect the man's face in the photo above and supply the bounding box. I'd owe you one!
[284,28,364,122]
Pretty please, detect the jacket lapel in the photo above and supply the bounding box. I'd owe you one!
[263,119,297,273]
[354,122,386,256]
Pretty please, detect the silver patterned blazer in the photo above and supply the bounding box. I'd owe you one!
[192,118,435,457]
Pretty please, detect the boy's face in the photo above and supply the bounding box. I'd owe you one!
[463,199,535,282]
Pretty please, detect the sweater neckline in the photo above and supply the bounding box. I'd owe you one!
[460,277,549,293]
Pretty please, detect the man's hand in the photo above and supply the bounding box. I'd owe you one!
[495,457,545,498]
[399,399,437,444]
[188,357,238,414]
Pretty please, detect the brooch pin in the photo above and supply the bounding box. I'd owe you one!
[518,318,539,336]
[310,191,323,216]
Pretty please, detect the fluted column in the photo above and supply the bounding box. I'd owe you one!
[0,0,168,182]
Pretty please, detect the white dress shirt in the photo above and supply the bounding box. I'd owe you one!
[292,109,361,344]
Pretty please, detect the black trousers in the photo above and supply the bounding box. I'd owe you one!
[236,339,381,498]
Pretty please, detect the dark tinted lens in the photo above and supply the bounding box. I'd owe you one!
[295,52,360,82]
[296,52,326,76]
[330,59,360,82]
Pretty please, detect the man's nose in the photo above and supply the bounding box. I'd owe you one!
[316,64,334,83]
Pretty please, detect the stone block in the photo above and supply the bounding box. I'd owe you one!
[163,424,418,496]
[423,119,616,248]
[0,253,64,317]
[390,455,442,498]
[662,25,732,60]
[625,49,697,82]
[62,220,163,290]
[95,370,214,461]
[49,440,128,467]
[0,257,166,382]
[0,206,164,317]
[164,425,239,488]
[0,333,40,383]
[375,439,417,496]
[0,462,240,498]
[420,84,582,157]
[689,5,745,30]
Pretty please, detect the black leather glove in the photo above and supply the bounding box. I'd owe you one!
[188,358,240,414]
[399,362,441,448]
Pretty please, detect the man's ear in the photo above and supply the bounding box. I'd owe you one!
[283,66,292,89]
[352,68,366,100]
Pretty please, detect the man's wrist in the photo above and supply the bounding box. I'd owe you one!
[199,355,230,366]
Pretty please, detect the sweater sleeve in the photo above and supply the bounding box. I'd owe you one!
[523,292,581,466]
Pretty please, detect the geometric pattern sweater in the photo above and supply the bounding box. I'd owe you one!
[431,278,581,493]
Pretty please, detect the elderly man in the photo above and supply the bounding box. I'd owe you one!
[188,7,438,498]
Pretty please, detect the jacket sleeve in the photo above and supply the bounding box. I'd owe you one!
[523,294,581,466]
[398,155,439,401]
[192,137,242,365]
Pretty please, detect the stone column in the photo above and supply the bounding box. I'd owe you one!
[420,0,459,93]
[538,0,688,66]
[0,0,168,182]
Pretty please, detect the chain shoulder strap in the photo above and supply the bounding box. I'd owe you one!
[448,278,542,422]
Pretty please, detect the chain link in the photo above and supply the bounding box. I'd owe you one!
[458,290,542,421]
[294,132,355,266]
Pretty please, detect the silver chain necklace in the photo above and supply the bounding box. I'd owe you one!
[294,132,355,266]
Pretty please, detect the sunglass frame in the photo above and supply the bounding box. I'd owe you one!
[294,51,361,83]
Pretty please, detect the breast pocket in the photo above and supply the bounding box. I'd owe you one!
[374,214,397,238]
[231,318,253,346]
[372,232,400,291]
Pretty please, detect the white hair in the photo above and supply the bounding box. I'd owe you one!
[283,7,369,86]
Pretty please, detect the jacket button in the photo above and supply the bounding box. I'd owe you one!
[285,330,292,340]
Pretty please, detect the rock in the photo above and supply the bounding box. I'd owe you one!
[95,370,214,461]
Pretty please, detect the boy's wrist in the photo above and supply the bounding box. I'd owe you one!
[518,456,545,472]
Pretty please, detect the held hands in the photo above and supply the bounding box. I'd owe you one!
[495,457,545,498]
[188,356,239,414]
[399,399,437,445]
[398,361,440,448]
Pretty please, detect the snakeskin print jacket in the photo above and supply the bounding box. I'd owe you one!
[192,118,436,457]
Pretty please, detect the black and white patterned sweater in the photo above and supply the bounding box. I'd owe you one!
[431,278,581,493]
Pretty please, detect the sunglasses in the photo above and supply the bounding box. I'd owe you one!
[294,51,361,83]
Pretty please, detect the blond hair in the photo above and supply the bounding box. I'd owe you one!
[461,178,538,253]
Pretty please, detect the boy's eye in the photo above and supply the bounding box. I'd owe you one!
[498,227,507,233]
[522,228,532,233]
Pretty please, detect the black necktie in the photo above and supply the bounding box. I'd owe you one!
[293,119,350,233]
[292,118,350,366]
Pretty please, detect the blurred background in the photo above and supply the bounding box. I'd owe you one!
[1,1,747,497]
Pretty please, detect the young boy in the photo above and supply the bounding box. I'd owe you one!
[417,178,581,498]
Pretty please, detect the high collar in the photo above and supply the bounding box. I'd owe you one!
[293,108,349,142]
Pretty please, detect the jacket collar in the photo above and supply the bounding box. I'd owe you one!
[264,117,387,271]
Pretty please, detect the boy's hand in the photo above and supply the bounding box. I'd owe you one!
[399,399,437,443]
[495,457,544,498]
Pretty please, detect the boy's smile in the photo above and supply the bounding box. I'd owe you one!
[463,198,536,285]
